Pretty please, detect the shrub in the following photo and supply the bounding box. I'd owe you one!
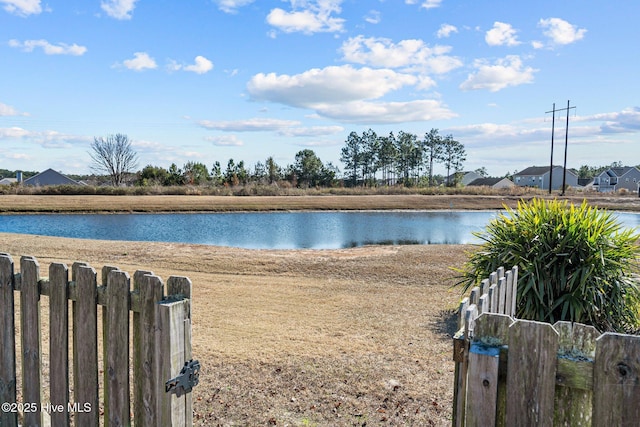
[457,198,640,333]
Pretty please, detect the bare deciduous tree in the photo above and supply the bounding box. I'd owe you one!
[90,134,138,186]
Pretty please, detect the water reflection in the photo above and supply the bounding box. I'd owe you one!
[0,210,637,250]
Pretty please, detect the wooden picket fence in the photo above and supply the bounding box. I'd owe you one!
[0,253,195,427]
[452,266,640,426]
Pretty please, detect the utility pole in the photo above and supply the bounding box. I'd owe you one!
[546,103,556,194]
[545,101,576,194]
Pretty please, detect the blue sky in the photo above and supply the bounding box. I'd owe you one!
[1,0,639,177]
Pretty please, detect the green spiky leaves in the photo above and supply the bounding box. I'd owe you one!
[458,198,640,333]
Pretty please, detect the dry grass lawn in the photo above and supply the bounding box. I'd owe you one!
[1,233,466,426]
[2,193,640,213]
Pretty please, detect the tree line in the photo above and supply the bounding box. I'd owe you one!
[87,130,468,188]
[1,133,633,189]
[138,150,339,188]
[340,128,466,187]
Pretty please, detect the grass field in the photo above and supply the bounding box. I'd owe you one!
[2,233,464,426]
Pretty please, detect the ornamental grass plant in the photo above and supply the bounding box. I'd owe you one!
[458,198,640,333]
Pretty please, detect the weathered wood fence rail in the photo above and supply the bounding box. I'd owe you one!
[452,266,640,426]
[0,253,194,427]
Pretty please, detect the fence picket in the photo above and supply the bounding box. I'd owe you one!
[73,265,99,426]
[134,273,164,427]
[509,266,518,316]
[0,254,17,427]
[20,256,43,427]
[553,321,598,427]
[105,269,131,426]
[465,313,511,427]
[479,278,490,298]
[157,299,191,426]
[488,285,497,313]
[497,277,506,314]
[504,271,513,317]
[506,320,558,427]
[167,276,194,424]
[593,333,640,425]
[49,262,70,426]
[475,313,512,427]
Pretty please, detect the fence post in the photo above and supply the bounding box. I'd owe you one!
[0,254,17,427]
[157,298,192,426]
[20,256,43,427]
[167,276,194,425]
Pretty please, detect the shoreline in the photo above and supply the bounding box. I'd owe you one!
[2,193,640,214]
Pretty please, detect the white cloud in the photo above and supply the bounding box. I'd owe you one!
[539,18,586,45]
[313,99,456,124]
[267,0,345,34]
[278,125,344,137]
[247,65,417,107]
[184,56,214,74]
[437,24,457,38]
[460,55,537,92]
[0,127,89,146]
[485,22,520,46]
[587,107,640,133]
[364,9,381,24]
[531,40,544,49]
[170,56,214,74]
[405,0,442,9]
[204,135,244,146]
[212,0,254,14]
[1,0,41,16]
[2,151,30,160]
[101,0,138,20]
[8,39,87,55]
[121,52,157,71]
[246,64,456,123]
[0,126,30,138]
[0,102,28,116]
[198,118,300,132]
[340,36,462,74]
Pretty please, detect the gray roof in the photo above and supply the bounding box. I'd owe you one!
[607,167,634,177]
[468,178,503,186]
[515,165,578,177]
[0,177,17,185]
[22,168,83,186]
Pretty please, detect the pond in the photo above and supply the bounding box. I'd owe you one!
[1,211,639,250]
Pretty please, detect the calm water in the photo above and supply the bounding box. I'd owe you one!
[1,211,639,250]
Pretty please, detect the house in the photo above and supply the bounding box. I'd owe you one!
[22,168,84,186]
[513,166,578,190]
[0,177,17,185]
[593,166,640,192]
[467,177,515,189]
[446,171,483,186]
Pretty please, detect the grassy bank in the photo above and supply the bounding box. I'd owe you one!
[1,192,640,213]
